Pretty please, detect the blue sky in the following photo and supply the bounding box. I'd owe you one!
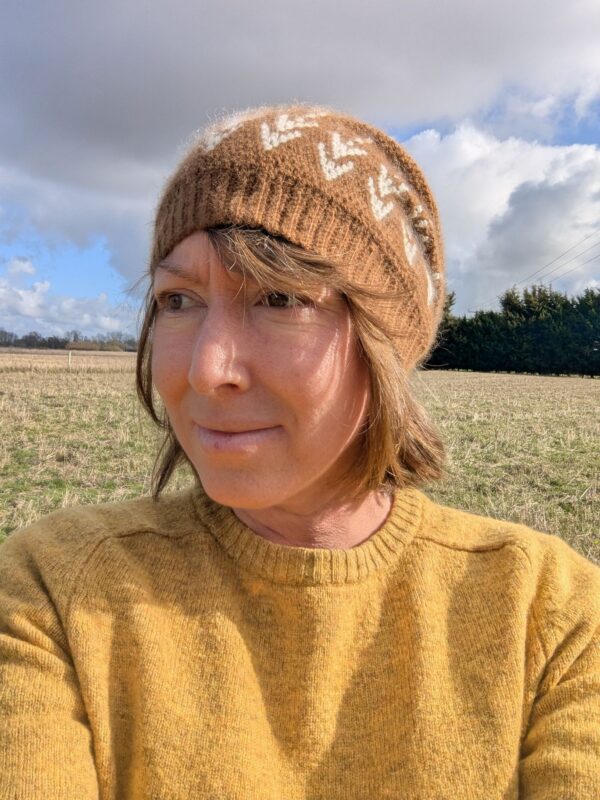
[1,0,599,336]
[0,233,123,301]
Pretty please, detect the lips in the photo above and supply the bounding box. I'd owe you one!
[199,424,274,434]
[195,424,281,453]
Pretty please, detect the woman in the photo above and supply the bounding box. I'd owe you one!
[1,104,598,799]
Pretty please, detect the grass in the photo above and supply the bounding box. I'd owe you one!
[1,350,598,564]
[412,370,599,563]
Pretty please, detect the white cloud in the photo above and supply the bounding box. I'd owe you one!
[3,1,600,158]
[6,257,36,277]
[574,74,600,119]
[0,160,158,286]
[0,279,50,320]
[404,125,600,313]
[0,273,136,337]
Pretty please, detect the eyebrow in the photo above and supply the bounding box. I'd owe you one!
[154,260,251,299]
[155,259,245,282]
[156,261,197,279]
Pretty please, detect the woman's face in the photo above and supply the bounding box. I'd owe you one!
[151,231,370,511]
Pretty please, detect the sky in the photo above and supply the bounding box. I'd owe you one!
[1,0,600,336]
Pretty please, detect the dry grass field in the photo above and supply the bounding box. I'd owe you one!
[0,349,598,563]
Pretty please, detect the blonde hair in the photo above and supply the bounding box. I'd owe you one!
[136,226,446,499]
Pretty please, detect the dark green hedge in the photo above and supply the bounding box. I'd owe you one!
[425,286,600,377]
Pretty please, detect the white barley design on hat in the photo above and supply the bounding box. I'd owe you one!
[152,103,446,369]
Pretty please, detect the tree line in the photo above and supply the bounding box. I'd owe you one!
[425,285,599,377]
[0,329,137,352]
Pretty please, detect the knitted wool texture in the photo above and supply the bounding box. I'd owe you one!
[151,105,445,369]
[2,486,600,796]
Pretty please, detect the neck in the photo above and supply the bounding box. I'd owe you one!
[232,488,394,550]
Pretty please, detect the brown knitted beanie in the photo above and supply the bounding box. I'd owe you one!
[151,104,445,369]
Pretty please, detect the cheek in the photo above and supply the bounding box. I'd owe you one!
[275,338,339,410]
[151,331,191,407]
[283,337,369,432]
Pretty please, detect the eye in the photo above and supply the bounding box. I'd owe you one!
[260,291,312,309]
[167,293,184,310]
[155,292,194,312]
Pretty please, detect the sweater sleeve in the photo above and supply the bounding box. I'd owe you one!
[519,535,600,799]
[0,525,100,798]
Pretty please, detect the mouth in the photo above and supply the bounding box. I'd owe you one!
[201,425,274,434]
[194,424,281,452]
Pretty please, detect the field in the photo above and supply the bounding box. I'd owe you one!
[0,349,598,564]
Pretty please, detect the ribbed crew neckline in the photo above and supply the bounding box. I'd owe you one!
[190,485,425,585]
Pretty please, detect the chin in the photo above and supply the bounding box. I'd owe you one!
[196,470,290,510]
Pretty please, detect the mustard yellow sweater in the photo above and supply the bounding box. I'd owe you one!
[1,485,599,799]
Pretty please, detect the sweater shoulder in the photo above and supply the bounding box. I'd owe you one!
[417,492,600,617]
[417,493,600,659]
[0,488,200,618]
[418,492,596,566]
[2,487,199,550]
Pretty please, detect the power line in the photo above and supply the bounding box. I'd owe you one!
[512,229,600,286]
[513,236,600,287]
[476,228,600,310]
[541,252,600,284]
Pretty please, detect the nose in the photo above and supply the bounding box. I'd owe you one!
[187,302,251,395]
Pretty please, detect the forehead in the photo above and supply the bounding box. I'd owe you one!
[153,230,339,306]
[154,231,243,284]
